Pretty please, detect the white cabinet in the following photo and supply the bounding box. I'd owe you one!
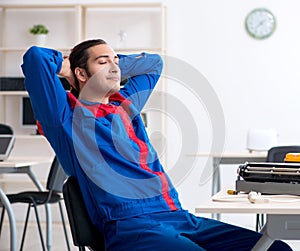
[0,3,166,76]
[0,3,168,164]
[0,2,167,127]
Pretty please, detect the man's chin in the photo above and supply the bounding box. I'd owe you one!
[108,86,121,96]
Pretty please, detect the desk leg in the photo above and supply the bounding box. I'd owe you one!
[212,157,221,195]
[0,188,17,251]
[251,234,273,251]
[212,157,221,220]
[251,225,274,251]
[27,169,52,251]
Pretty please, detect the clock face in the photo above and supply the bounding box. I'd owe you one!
[245,8,276,39]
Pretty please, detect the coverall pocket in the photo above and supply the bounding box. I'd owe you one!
[115,218,159,242]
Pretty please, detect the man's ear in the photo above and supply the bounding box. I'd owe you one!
[74,67,88,83]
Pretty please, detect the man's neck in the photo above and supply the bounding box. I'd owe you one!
[78,93,109,104]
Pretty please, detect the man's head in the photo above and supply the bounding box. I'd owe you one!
[69,39,121,102]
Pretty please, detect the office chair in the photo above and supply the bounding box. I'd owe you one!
[266,145,300,162]
[63,176,105,251]
[0,123,14,135]
[0,156,70,251]
[0,123,14,234]
[255,145,300,231]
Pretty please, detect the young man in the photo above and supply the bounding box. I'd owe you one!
[21,39,291,251]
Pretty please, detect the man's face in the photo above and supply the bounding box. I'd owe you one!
[81,44,121,99]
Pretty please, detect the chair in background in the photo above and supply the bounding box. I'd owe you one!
[256,145,300,231]
[0,156,70,251]
[0,123,14,235]
[63,176,105,251]
[266,145,300,162]
[0,123,15,162]
[0,123,14,135]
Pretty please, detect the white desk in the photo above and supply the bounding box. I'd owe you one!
[195,190,300,251]
[190,152,267,219]
[0,157,52,251]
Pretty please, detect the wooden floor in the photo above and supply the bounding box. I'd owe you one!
[0,221,77,251]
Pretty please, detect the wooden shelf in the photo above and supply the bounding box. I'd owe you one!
[0,47,164,53]
[15,134,46,140]
[0,3,164,9]
[0,91,27,95]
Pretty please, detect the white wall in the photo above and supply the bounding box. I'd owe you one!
[2,0,300,247]
[167,0,300,147]
[4,0,300,147]
[165,5,300,246]
[166,0,300,212]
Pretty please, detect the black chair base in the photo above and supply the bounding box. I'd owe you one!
[63,176,105,251]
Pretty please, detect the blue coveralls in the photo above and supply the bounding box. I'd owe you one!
[21,46,291,251]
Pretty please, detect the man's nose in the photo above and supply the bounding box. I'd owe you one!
[110,63,119,73]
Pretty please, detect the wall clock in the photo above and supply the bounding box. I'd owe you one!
[245,8,276,40]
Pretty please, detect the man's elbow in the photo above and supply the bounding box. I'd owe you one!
[22,46,44,68]
[154,54,163,75]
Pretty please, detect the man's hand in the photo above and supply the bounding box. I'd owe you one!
[59,56,76,89]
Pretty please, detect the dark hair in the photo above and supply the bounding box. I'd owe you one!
[69,39,107,97]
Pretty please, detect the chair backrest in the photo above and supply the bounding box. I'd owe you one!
[46,157,68,193]
[63,176,105,251]
[267,145,300,162]
[0,124,15,161]
[0,124,13,135]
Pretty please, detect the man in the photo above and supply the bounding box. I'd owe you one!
[21,39,291,250]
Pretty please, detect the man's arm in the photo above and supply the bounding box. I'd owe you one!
[58,56,76,88]
[21,46,71,127]
[118,52,162,80]
[119,53,163,112]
